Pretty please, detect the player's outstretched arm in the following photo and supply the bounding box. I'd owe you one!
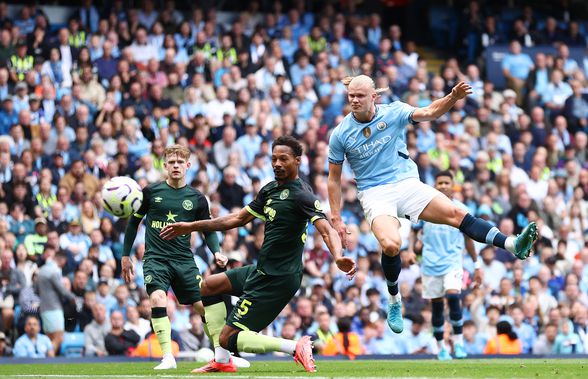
[159,207,256,240]
[412,81,472,122]
[327,162,350,248]
[314,218,357,279]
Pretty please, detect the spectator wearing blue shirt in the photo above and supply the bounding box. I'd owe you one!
[403,314,435,354]
[364,318,405,354]
[0,96,18,136]
[502,40,534,103]
[509,304,536,354]
[236,119,262,167]
[13,315,55,358]
[111,284,137,321]
[289,54,315,87]
[463,320,488,354]
[332,22,354,61]
[318,72,347,126]
[563,80,588,133]
[96,280,117,314]
[284,9,308,43]
[543,70,573,118]
[367,14,382,48]
[59,219,92,263]
[553,321,584,354]
[416,121,436,153]
[13,82,30,115]
[279,26,298,64]
[0,68,10,102]
[558,44,579,77]
[94,42,118,84]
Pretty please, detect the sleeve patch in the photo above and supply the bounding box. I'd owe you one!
[245,205,266,221]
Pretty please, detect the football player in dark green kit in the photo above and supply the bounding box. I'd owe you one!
[160,136,357,373]
[121,144,231,370]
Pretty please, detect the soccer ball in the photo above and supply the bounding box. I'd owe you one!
[101,176,143,218]
[194,348,214,362]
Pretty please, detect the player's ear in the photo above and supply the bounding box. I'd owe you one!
[295,156,301,165]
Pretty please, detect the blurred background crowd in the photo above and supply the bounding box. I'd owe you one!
[0,0,587,359]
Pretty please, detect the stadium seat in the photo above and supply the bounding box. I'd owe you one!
[60,332,85,357]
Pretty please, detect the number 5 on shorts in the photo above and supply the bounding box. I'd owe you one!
[238,299,252,315]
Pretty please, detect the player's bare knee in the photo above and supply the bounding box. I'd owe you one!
[149,290,167,307]
[448,206,467,227]
[381,237,401,256]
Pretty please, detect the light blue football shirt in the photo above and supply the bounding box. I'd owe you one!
[328,102,418,191]
[421,199,468,276]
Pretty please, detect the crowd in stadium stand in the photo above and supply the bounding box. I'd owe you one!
[0,0,587,359]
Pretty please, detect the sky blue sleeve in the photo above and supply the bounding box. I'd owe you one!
[395,102,417,128]
[13,339,27,357]
[327,128,345,165]
[501,55,510,70]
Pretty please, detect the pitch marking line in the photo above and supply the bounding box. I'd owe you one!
[0,376,479,379]
[1,376,477,379]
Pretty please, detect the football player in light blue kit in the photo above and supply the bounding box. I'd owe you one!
[414,171,480,360]
[327,75,537,333]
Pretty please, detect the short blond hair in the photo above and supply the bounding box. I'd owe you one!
[341,75,389,95]
[164,144,190,161]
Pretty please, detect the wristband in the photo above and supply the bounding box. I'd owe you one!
[474,260,482,270]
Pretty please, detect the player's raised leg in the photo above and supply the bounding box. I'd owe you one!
[371,215,404,333]
[419,193,537,259]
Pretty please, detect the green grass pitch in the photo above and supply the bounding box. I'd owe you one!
[0,359,587,378]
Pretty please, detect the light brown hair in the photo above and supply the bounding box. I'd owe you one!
[164,144,190,161]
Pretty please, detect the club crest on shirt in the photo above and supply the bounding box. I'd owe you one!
[144,275,152,284]
[376,121,387,131]
[314,200,323,211]
[182,200,193,210]
[280,189,289,200]
[362,127,371,138]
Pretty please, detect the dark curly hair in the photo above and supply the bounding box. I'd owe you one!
[272,135,303,157]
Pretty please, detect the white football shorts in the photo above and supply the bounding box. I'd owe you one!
[421,267,463,299]
[357,177,440,225]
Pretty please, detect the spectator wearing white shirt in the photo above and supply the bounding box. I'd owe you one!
[480,246,506,292]
[84,303,110,356]
[206,86,235,128]
[526,165,549,204]
[134,155,162,184]
[130,27,158,67]
[212,126,244,169]
[124,306,150,342]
